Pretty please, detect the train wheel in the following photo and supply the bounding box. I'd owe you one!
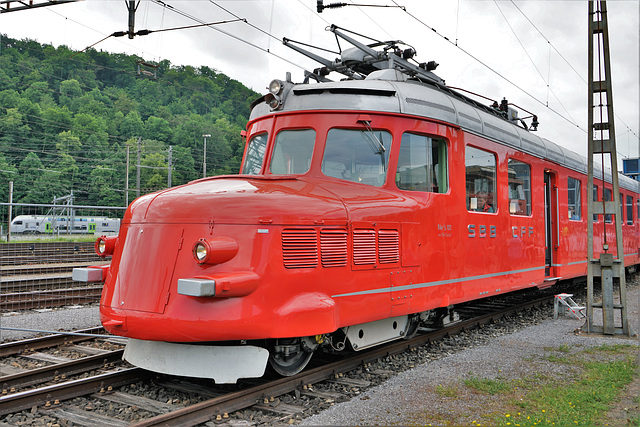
[268,338,315,377]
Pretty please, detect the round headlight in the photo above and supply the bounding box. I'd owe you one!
[268,79,283,95]
[194,241,208,263]
[94,235,116,257]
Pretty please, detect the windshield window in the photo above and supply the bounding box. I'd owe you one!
[321,128,392,186]
[241,133,268,174]
[269,129,316,174]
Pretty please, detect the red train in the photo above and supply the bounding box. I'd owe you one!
[75,26,640,383]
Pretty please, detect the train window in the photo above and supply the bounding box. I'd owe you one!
[593,186,599,222]
[466,146,496,213]
[270,129,316,175]
[604,188,612,223]
[508,159,531,216]
[626,195,633,225]
[321,128,392,186]
[242,133,268,174]
[620,192,624,223]
[395,133,448,193]
[568,177,581,220]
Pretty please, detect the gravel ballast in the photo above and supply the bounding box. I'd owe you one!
[302,285,640,426]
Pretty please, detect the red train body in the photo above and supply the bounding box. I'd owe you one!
[76,27,640,382]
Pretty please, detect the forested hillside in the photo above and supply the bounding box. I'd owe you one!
[0,35,259,207]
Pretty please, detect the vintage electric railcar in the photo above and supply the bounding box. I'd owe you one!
[75,26,640,383]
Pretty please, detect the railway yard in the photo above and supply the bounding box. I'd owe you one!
[0,242,638,426]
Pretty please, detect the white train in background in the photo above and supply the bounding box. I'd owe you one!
[10,215,121,235]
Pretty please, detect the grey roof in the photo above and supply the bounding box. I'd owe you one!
[250,75,639,193]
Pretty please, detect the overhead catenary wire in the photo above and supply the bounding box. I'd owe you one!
[390,0,588,134]
[492,0,578,126]
[506,0,638,148]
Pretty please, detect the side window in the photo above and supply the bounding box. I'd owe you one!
[466,146,496,213]
[321,128,392,187]
[620,192,624,223]
[395,132,448,193]
[241,133,268,174]
[626,195,633,225]
[568,177,581,220]
[269,129,315,175]
[593,186,599,222]
[507,159,531,216]
[604,188,612,223]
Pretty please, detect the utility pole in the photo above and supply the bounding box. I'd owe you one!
[136,136,141,198]
[202,134,211,178]
[127,0,138,39]
[7,181,12,243]
[126,145,130,206]
[167,145,172,188]
[584,0,633,337]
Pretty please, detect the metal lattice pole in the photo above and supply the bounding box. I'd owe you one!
[584,0,633,337]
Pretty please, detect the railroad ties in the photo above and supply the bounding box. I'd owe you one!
[0,241,108,311]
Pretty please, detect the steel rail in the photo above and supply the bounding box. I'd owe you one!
[0,327,106,357]
[0,349,125,390]
[0,261,107,277]
[0,368,149,416]
[0,288,102,310]
[132,294,553,426]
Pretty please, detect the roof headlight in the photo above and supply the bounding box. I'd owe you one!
[268,79,283,95]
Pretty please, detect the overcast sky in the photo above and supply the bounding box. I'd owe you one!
[1,0,638,165]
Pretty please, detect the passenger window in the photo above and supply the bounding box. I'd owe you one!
[269,129,315,175]
[321,128,392,187]
[626,195,633,225]
[242,133,268,174]
[604,188,612,223]
[568,177,581,220]
[395,133,448,193]
[508,159,531,216]
[593,186,599,222]
[466,146,496,213]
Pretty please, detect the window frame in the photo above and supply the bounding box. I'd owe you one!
[507,158,531,216]
[268,128,316,175]
[321,127,393,187]
[395,132,449,194]
[241,132,269,175]
[465,145,497,214]
[567,177,582,221]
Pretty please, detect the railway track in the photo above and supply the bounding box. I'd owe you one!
[1,241,109,311]
[0,242,104,266]
[0,287,561,426]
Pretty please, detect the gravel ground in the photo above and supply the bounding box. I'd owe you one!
[302,285,640,426]
[0,304,100,342]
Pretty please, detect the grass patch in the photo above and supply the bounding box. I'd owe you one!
[434,384,458,398]
[495,344,638,426]
[464,376,512,395]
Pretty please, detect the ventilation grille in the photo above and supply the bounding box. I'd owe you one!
[282,229,318,268]
[320,229,348,267]
[353,229,377,265]
[378,229,400,264]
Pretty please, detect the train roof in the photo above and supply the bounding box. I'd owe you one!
[249,26,640,194]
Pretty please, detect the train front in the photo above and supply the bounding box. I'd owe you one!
[80,171,348,382]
